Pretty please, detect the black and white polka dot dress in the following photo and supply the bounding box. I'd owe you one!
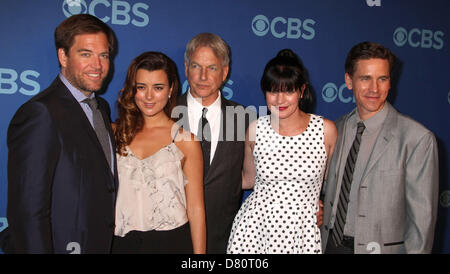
[227,114,327,254]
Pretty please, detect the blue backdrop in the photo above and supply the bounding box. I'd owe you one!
[0,0,449,253]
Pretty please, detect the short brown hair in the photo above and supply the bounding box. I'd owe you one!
[54,14,115,54]
[345,41,396,76]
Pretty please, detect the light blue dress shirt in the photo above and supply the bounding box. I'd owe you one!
[59,73,114,174]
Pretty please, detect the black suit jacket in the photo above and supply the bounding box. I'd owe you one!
[176,93,253,253]
[6,77,118,254]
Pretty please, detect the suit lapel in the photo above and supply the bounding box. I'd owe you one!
[55,78,115,185]
[176,93,237,184]
[332,110,354,187]
[97,99,117,181]
[205,96,229,183]
[360,103,396,183]
[175,93,191,132]
[55,79,103,152]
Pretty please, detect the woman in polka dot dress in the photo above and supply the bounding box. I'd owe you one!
[227,49,337,254]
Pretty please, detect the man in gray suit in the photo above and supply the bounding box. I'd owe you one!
[321,41,439,254]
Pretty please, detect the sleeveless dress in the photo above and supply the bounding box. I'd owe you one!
[227,114,327,254]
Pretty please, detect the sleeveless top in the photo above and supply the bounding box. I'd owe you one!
[227,114,327,253]
[114,132,188,237]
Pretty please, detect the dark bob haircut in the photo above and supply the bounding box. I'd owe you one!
[260,49,312,111]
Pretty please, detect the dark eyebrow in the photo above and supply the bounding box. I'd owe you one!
[77,49,93,53]
[76,49,109,55]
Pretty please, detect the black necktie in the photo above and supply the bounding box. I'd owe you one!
[83,97,111,169]
[332,121,365,247]
[197,108,211,177]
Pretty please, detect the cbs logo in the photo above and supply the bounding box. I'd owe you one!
[0,68,40,96]
[366,0,381,6]
[182,79,234,100]
[62,0,149,27]
[252,14,315,40]
[393,27,444,50]
[441,190,450,208]
[322,82,355,104]
[0,218,7,233]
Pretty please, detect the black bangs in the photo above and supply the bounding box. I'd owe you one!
[261,64,304,93]
[260,49,313,112]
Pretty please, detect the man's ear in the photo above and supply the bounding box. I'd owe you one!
[58,48,68,68]
[344,73,353,90]
[222,65,229,82]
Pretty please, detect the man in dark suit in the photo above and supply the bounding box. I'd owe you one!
[321,42,439,253]
[175,33,254,253]
[6,14,118,254]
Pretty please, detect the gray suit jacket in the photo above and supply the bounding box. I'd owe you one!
[321,102,439,253]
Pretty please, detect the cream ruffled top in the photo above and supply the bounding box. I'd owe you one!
[114,143,188,237]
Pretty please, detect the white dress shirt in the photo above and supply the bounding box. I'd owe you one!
[187,89,222,164]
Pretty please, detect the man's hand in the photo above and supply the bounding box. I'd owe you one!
[316,200,324,227]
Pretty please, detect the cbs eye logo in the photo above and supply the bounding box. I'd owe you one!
[0,218,8,233]
[252,15,270,37]
[393,27,444,50]
[63,0,88,17]
[322,82,354,104]
[393,28,408,46]
[62,0,150,27]
[366,0,381,6]
[441,190,450,208]
[251,14,315,40]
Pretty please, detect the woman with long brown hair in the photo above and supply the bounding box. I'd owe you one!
[112,52,205,254]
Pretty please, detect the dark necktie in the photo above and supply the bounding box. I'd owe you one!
[197,107,211,177]
[83,97,111,169]
[331,121,365,247]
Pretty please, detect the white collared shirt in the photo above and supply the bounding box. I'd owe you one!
[187,89,222,164]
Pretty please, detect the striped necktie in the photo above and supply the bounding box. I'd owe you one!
[331,121,365,247]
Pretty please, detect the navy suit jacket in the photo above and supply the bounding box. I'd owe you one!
[7,77,118,254]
